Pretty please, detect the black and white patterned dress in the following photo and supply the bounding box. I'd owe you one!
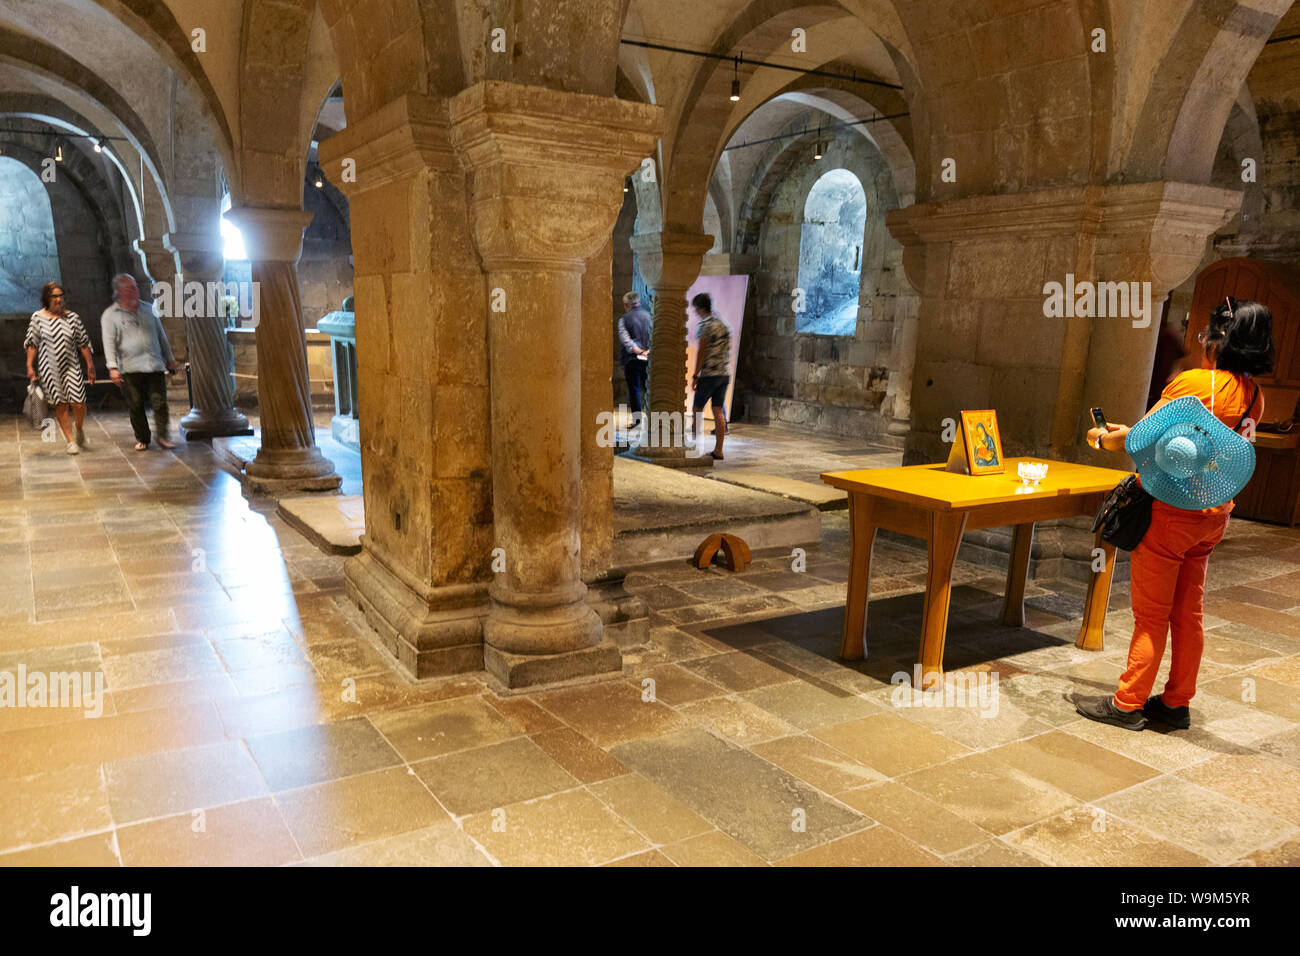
[24,310,91,405]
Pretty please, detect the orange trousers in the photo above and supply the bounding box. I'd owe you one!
[1114,500,1229,712]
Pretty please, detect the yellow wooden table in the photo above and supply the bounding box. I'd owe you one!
[821,457,1134,682]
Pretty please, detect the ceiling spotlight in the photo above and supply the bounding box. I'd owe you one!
[814,129,823,160]
[92,138,102,153]
[55,144,63,163]
[730,56,741,102]
[314,173,324,188]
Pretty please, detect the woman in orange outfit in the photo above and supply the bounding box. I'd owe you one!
[1076,297,1273,731]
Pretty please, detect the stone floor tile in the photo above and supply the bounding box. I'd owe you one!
[1095,775,1294,864]
[676,696,798,745]
[750,735,887,794]
[897,750,1081,836]
[835,781,992,855]
[678,650,800,692]
[588,773,714,845]
[0,832,119,867]
[1004,806,1209,866]
[298,821,490,866]
[529,727,626,783]
[0,764,111,852]
[811,712,971,778]
[1177,752,1300,825]
[275,766,450,858]
[659,830,767,866]
[988,731,1161,802]
[611,727,868,862]
[246,716,402,791]
[533,680,688,748]
[116,797,300,866]
[739,679,882,731]
[105,739,268,824]
[462,789,648,866]
[411,737,578,816]
[774,824,944,866]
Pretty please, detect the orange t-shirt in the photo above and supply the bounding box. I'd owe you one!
[1152,368,1264,514]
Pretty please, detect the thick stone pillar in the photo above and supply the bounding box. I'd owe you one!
[582,238,649,648]
[146,233,250,439]
[628,229,714,466]
[319,93,494,679]
[449,81,661,688]
[225,206,341,493]
[885,182,1239,468]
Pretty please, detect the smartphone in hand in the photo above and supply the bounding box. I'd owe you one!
[1090,407,1108,430]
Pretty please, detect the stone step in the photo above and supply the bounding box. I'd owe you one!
[706,469,848,511]
[277,494,364,555]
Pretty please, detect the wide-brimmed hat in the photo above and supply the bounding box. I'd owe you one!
[1125,395,1256,510]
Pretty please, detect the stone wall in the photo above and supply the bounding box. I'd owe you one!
[735,134,915,442]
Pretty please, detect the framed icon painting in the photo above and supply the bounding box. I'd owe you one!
[960,409,1005,476]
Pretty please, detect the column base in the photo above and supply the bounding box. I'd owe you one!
[585,569,649,650]
[180,408,252,441]
[483,640,623,691]
[246,446,342,494]
[886,417,912,438]
[344,547,487,679]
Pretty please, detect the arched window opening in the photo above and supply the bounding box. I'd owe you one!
[0,156,60,315]
[795,168,866,336]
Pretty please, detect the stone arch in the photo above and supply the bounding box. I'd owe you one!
[0,30,178,235]
[659,0,915,239]
[86,0,236,178]
[1118,0,1290,184]
[0,136,134,279]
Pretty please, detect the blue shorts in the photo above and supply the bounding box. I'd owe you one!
[693,375,729,413]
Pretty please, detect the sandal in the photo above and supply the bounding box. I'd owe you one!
[158,438,176,449]
[133,442,148,451]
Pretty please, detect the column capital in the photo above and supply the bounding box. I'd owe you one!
[224,206,314,263]
[317,92,457,197]
[629,229,714,290]
[132,237,180,285]
[164,232,224,281]
[886,181,1240,293]
[449,81,663,267]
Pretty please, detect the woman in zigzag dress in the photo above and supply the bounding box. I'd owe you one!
[25,281,96,455]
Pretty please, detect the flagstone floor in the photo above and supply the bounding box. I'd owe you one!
[2,409,1299,866]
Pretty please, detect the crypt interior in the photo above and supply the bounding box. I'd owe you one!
[1,0,1300,867]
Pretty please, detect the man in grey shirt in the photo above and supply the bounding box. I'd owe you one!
[617,291,652,429]
[102,274,177,450]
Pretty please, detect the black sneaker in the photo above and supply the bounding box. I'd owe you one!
[1075,695,1146,731]
[1143,694,1191,729]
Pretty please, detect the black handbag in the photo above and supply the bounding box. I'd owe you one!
[1091,474,1153,551]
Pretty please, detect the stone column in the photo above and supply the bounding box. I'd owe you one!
[224,206,341,493]
[628,229,714,466]
[449,81,662,688]
[582,238,649,648]
[146,233,251,439]
[319,93,494,679]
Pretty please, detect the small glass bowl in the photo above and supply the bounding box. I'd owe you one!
[1017,461,1048,490]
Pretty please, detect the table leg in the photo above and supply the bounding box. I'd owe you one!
[1000,522,1034,626]
[1076,531,1115,651]
[918,510,968,686]
[839,494,877,660]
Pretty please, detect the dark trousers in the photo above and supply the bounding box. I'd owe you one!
[122,371,169,444]
[623,359,648,418]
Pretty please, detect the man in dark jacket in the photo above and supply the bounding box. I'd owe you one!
[618,291,652,428]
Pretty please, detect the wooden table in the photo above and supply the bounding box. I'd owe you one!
[821,457,1135,683]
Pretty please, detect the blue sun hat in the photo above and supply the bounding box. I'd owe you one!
[1125,395,1256,510]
